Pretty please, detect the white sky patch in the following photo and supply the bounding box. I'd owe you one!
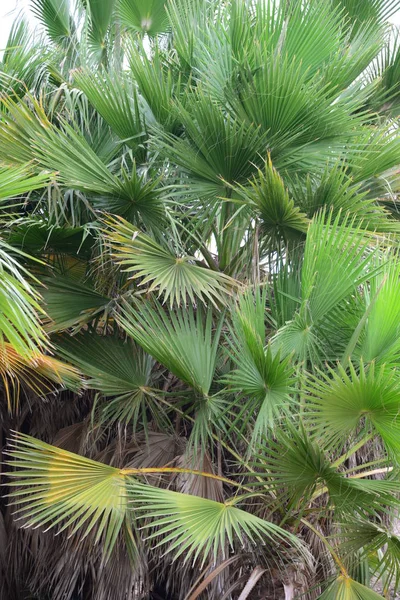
[0,1,29,48]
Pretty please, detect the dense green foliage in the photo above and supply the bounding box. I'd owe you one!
[2,0,400,598]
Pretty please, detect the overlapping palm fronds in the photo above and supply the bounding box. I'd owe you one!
[2,1,400,599]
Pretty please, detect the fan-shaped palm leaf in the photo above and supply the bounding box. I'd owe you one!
[7,432,130,557]
[130,483,301,567]
[224,288,295,447]
[7,432,301,565]
[332,0,400,29]
[155,89,268,190]
[8,220,93,257]
[42,276,111,332]
[0,94,166,227]
[105,215,236,307]
[0,240,47,356]
[119,0,169,35]
[0,18,48,99]
[0,164,49,203]
[116,299,223,396]
[127,41,185,133]
[231,158,309,250]
[56,333,163,431]
[288,164,399,232]
[250,427,400,518]
[273,212,379,362]
[86,0,115,52]
[319,575,384,599]
[31,0,72,44]
[363,26,400,117]
[356,256,400,364]
[306,361,400,458]
[340,520,400,594]
[0,343,82,412]
[72,69,145,154]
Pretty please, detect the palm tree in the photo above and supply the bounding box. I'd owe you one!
[2,0,400,598]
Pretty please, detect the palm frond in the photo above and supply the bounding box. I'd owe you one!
[72,69,145,154]
[7,432,130,557]
[273,212,379,362]
[31,0,72,44]
[340,520,400,594]
[0,163,49,203]
[130,483,300,567]
[0,240,47,356]
[42,276,110,332]
[127,41,185,133]
[319,575,384,599]
[332,0,400,28]
[356,255,400,364]
[0,17,48,98]
[0,343,82,412]
[0,96,164,227]
[117,299,222,396]
[288,164,399,232]
[231,158,309,250]
[224,288,295,447]
[119,0,169,35]
[363,26,400,117]
[7,432,302,565]
[250,426,399,518]
[86,0,115,53]
[56,333,162,431]
[301,212,377,324]
[155,89,268,188]
[306,361,400,459]
[105,215,236,307]
[8,220,93,257]
[0,95,52,166]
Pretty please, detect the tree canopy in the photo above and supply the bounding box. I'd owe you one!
[2,1,400,598]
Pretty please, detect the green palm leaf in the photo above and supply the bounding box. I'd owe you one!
[224,288,295,447]
[319,576,384,599]
[0,97,165,227]
[0,164,49,202]
[250,427,400,517]
[42,276,111,332]
[127,41,185,133]
[117,299,222,396]
[130,483,300,567]
[7,432,129,556]
[56,333,162,431]
[288,164,399,232]
[306,361,400,458]
[105,215,236,307]
[0,18,48,99]
[340,520,400,593]
[72,69,145,153]
[31,0,72,44]
[332,0,400,28]
[356,256,400,364]
[7,432,301,565]
[363,26,400,117]
[273,212,379,362]
[231,158,309,250]
[301,212,377,324]
[34,122,164,227]
[119,0,169,35]
[86,0,115,51]
[8,220,93,257]
[155,89,268,189]
[0,240,47,356]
